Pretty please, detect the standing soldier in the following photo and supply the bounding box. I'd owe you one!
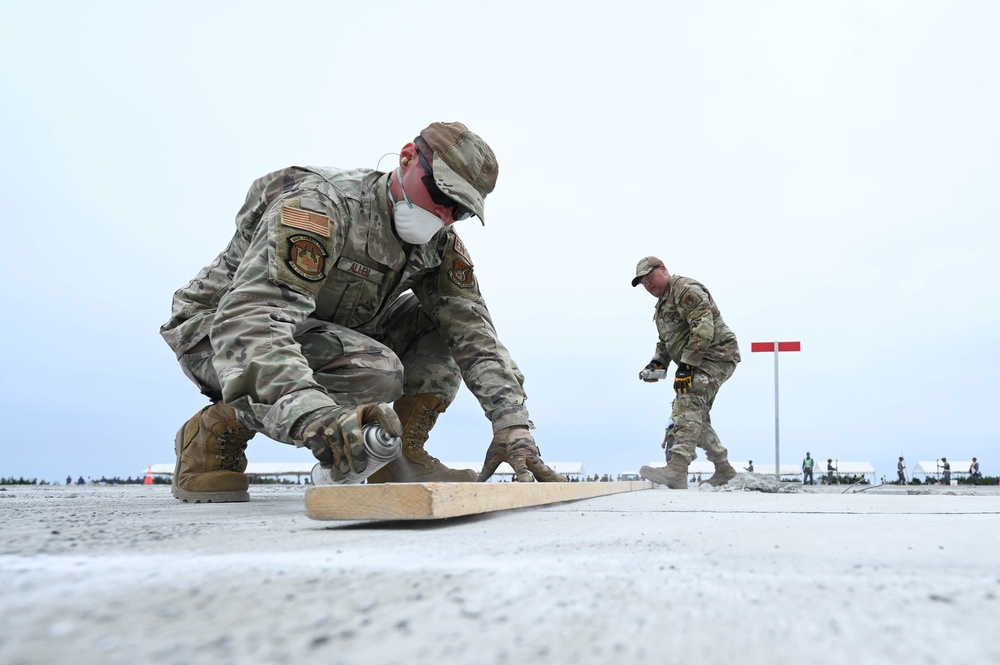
[160,122,565,503]
[941,457,951,485]
[897,456,907,484]
[969,457,981,485]
[826,458,836,485]
[633,257,741,489]
[662,419,675,462]
[802,452,815,485]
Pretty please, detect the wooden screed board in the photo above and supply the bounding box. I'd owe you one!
[305,481,653,521]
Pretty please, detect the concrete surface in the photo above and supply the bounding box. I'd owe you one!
[1,483,997,665]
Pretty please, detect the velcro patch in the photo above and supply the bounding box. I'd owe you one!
[448,258,476,289]
[682,291,699,309]
[452,235,471,263]
[286,234,328,281]
[336,257,384,284]
[281,204,330,237]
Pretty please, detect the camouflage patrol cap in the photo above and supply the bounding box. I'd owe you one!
[631,256,664,287]
[419,122,498,224]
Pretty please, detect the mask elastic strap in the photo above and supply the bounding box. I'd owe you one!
[389,168,414,209]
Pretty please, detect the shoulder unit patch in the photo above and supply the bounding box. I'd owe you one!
[448,258,476,289]
[286,234,328,282]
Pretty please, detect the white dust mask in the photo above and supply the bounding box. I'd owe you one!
[388,168,444,244]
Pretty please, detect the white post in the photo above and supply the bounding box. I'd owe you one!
[774,342,780,483]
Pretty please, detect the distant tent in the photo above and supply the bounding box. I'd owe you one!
[448,462,585,481]
[912,461,974,483]
[645,461,876,483]
[146,462,314,478]
[145,461,587,482]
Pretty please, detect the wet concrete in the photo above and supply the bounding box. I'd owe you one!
[1,483,997,664]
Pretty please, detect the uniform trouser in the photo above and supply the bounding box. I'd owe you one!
[803,468,813,484]
[669,360,737,465]
[177,294,494,436]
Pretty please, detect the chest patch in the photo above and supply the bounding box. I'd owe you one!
[448,258,476,289]
[286,234,328,281]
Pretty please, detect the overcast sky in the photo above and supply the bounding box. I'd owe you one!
[2,1,997,483]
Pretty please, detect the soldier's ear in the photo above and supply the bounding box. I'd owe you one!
[399,143,417,168]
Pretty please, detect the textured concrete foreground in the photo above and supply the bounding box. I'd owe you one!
[1,483,997,665]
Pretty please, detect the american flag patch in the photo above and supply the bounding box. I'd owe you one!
[281,205,330,237]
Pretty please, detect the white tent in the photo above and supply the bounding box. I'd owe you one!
[645,460,876,483]
[647,461,799,479]
[816,461,876,483]
[145,461,587,481]
[448,462,586,481]
[912,460,975,482]
[146,462,314,477]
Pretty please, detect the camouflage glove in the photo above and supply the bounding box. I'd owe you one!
[477,427,567,483]
[296,403,402,482]
[673,363,694,395]
[639,359,667,382]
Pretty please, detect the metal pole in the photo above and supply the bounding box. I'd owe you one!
[774,342,780,483]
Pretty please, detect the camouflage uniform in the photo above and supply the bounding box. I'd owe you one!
[160,166,529,452]
[648,275,740,466]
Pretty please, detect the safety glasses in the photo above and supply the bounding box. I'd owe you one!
[415,149,474,221]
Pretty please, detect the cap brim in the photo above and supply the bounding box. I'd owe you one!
[631,270,652,287]
[432,152,486,225]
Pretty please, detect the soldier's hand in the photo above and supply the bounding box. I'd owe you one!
[673,363,694,395]
[639,359,666,382]
[477,427,567,483]
[296,403,402,481]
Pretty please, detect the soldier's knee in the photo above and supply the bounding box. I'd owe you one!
[367,369,405,403]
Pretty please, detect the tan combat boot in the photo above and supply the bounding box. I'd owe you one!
[640,456,690,489]
[366,394,477,483]
[704,459,737,487]
[172,402,256,503]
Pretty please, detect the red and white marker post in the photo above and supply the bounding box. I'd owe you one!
[751,341,801,482]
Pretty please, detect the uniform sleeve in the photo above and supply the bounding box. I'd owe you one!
[411,232,530,433]
[209,195,345,444]
[651,302,672,367]
[676,283,716,367]
[653,340,671,367]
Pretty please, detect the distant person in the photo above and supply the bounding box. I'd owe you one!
[159,122,566,503]
[941,457,951,485]
[827,459,836,485]
[633,257,741,489]
[969,457,982,485]
[802,452,815,485]
[65,475,72,485]
[897,457,906,484]
[745,460,754,473]
[662,420,675,462]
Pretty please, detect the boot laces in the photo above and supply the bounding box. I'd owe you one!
[215,422,253,470]
[404,406,440,465]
